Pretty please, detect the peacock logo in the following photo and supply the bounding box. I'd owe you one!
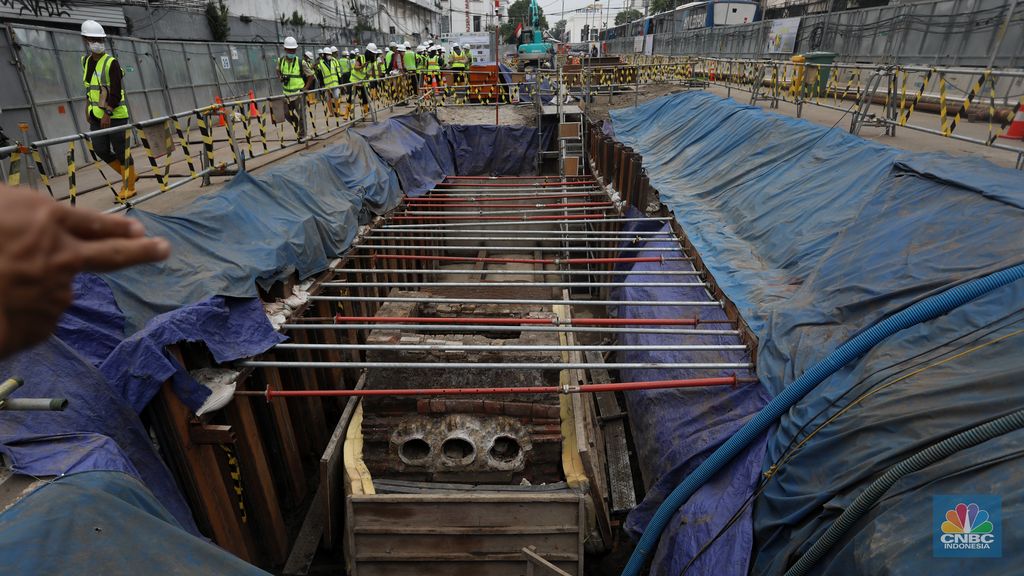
[941,502,994,535]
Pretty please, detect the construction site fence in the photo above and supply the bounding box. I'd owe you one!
[602,0,1024,69]
[552,57,1024,170]
[0,71,559,211]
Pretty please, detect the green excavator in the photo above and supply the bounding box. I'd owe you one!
[515,0,554,70]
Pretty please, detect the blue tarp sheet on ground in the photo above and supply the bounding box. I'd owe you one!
[614,209,769,576]
[0,340,198,533]
[0,471,269,575]
[610,91,1024,574]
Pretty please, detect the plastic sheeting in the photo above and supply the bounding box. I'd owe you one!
[356,113,540,185]
[610,91,1024,574]
[0,471,268,575]
[614,210,769,576]
[0,339,198,533]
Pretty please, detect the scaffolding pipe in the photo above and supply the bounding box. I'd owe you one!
[273,343,747,352]
[396,206,610,216]
[240,360,753,370]
[320,281,705,288]
[402,202,613,209]
[356,245,680,253]
[362,235,679,242]
[314,296,723,307]
[328,268,700,276]
[369,254,679,265]
[368,228,674,235]
[237,376,746,400]
[282,323,740,335]
[435,180,597,188]
[388,214,607,222]
[330,315,727,326]
[404,193,600,202]
[380,217,671,229]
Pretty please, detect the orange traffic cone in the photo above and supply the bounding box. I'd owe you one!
[247,90,260,118]
[214,96,226,126]
[998,106,1024,140]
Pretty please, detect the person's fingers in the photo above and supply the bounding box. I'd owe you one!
[74,236,171,272]
[54,204,147,240]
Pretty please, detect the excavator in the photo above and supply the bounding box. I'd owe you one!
[515,0,554,70]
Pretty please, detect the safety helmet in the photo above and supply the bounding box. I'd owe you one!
[404,41,412,49]
[283,36,298,49]
[81,20,106,38]
[330,46,338,53]
[343,49,350,56]
[316,48,325,55]
[304,51,314,60]
[452,42,460,48]
[397,44,406,51]
[388,41,397,49]
[366,42,379,53]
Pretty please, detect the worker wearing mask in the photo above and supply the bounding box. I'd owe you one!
[278,37,314,140]
[80,20,136,202]
[425,45,443,96]
[464,44,474,67]
[317,48,340,115]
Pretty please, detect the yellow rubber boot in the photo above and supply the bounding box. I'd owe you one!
[118,163,137,202]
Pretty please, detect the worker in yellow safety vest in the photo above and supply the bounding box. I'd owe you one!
[401,42,418,97]
[425,46,443,96]
[349,43,380,116]
[80,20,136,202]
[449,42,469,86]
[317,48,341,115]
[278,36,314,139]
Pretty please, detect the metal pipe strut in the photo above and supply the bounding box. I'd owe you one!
[355,245,680,253]
[315,296,723,307]
[240,360,753,370]
[273,343,747,352]
[369,254,680,265]
[388,214,607,222]
[328,268,700,276]
[404,193,600,202]
[282,324,740,335]
[380,217,672,229]
[235,376,750,400]
[320,281,705,288]
[362,235,680,242]
[369,228,675,235]
[402,202,612,209]
[394,206,610,216]
[330,315,727,326]
[434,180,597,188]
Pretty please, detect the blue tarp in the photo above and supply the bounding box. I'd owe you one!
[610,91,1024,574]
[614,210,768,576]
[0,339,198,533]
[0,471,268,575]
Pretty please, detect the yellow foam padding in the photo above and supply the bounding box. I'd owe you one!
[554,304,590,490]
[342,400,375,496]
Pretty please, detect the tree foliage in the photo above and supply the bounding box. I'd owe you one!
[205,1,230,42]
[499,0,549,42]
[552,19,567,42]
[615,8,643,26]
[649,0,676,15]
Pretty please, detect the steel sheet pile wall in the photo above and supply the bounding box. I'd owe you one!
[607,91,1024,575]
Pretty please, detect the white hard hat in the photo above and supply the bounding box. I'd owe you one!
[316,48,325,55]
[283,36,298,49]
[330,46,338,53]
[366,42,378,53]
[388,41,397,49]
[305,51,314,60]
[397,43,406,50]
[404,41,411,48]
[452,42,460,48]
[80,20,106,38]
[343,49,350,56]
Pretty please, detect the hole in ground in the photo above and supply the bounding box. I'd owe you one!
[441,437,475,464]
[399,438,431,463]
[489,435,521,462]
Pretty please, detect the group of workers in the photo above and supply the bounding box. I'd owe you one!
[277,36,478,125]
[75,18,481,200]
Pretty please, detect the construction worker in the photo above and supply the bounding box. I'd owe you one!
[278,37,314,140]
[80,20,136,201]
[402,42,418,98]
[425,45,443,97]
[450,42,469,86]
[317,48,340,115]
[349,43,379,117]
[464,44,474,67]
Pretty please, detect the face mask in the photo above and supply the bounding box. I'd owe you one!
[286,52,297,58]
[88,42,104,54]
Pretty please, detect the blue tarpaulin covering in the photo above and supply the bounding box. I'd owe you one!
[0,471,268,575]
[610,91,1024,574]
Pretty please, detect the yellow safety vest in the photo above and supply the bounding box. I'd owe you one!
[337,56,351,74]
[350,55,368,82]
[317,58,338,87]
[450,50,468,69]
[278,56,306,93]
[82,53,128,120]
[402,50,417,71]
[427,56,440,71]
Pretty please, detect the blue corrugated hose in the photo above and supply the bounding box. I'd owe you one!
[621,262,1024,576]
[784,407,1024,576]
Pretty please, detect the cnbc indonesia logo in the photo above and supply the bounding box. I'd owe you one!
[941,503,994,549]
[933,496,1001,558]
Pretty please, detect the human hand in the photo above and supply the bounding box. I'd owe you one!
[0,186,170,357]
[100,113,111,129]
